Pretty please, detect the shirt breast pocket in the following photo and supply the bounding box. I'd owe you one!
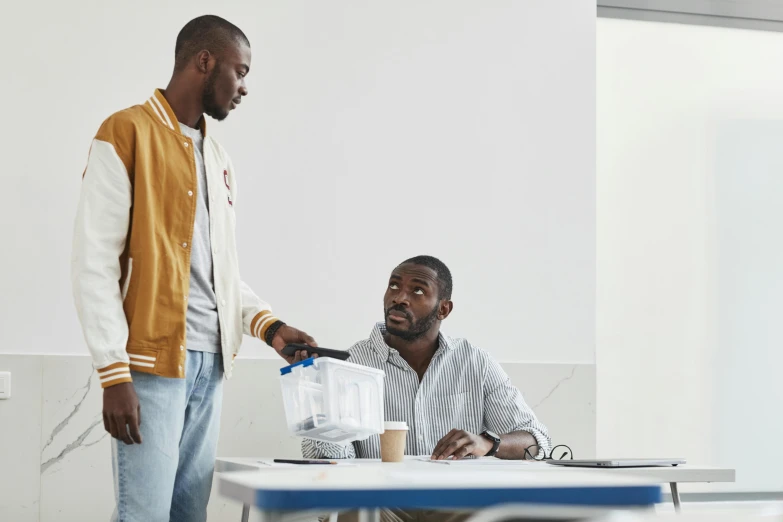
[430,391,483,434]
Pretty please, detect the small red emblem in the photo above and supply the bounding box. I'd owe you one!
[223,169,233,206]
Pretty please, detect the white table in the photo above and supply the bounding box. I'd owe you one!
[423,460,735,511]
[577,465,735,511]
[216,458,735,516]
[216,457,663,522]
[403,461,735,512]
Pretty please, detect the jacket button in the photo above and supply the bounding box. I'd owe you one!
[180,345,184,351]
[184,142,189,148]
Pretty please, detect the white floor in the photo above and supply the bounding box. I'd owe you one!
[653,500,783,519]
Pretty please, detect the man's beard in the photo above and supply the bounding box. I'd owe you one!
[384,303,440,342]
[202,61,229,121]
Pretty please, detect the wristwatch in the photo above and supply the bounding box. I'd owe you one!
[480,430,501,457]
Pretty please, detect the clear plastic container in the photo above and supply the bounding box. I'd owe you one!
[280,357,385,445]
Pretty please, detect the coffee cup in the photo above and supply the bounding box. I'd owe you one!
[379,421,408,463]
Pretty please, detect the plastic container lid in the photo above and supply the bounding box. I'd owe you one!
[384,421,409,431]
[280,357,315,375]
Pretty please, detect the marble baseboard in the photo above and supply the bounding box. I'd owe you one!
[39,357,113,522]
[0,355,595,522]
[0,356,43,522]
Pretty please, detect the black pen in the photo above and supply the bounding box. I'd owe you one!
[273,459,337,465]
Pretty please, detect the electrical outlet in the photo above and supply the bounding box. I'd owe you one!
[0,371,11,399]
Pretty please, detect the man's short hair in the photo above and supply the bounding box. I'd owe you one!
[401,255,453,300]
[174,15,250,71]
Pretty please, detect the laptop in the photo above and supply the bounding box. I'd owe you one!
[547,458,685,468]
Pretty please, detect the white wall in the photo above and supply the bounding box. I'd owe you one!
[597,17,783,492]
[0,5,596,519]
[0,1,595,364]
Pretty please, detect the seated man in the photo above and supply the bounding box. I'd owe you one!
[302,255,550,462]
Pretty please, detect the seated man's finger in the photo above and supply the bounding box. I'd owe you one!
[455,441,476,460]
[303,334,318,347]
[436,430,463,457]
[442,436,472,460]
[431,434,450,459]
[432,430,461,460]
[442,441,462,459]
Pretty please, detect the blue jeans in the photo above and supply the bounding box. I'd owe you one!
[111,350,223,522]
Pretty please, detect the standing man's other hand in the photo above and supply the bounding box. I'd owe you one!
[103,382,142,445]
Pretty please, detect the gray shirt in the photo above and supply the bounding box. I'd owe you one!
[180,123,221,353]
[302,323,551,459]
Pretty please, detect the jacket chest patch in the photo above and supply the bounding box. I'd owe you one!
[223,169,233,207]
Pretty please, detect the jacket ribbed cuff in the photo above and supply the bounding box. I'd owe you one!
[97,362,133,389]
[250,310,281,342]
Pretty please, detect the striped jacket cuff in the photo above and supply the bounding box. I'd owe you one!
[97,362,133,389]
[250,310,281,342]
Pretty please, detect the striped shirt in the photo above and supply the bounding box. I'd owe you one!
[302,323,551,459]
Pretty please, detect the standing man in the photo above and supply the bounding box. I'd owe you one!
[71,15,315,522]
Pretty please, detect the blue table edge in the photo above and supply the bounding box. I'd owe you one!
[250,485,662,510]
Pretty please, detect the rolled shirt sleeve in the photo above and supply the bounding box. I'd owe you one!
[482,354,552,455]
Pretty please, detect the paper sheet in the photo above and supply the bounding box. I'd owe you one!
[420,457,552,468]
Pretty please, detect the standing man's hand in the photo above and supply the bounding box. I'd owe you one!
[103,382,142,445]
[431,429,493,460]
[271,325,318,364]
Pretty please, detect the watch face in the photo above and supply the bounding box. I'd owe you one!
[484,431,500,442]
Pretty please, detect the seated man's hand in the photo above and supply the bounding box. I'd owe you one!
[431,429,494,460]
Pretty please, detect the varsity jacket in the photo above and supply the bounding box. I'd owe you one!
[72,89,280,388]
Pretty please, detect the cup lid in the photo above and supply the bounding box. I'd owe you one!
[384,421,409,431]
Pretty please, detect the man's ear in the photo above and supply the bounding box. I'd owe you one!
[438,300,454,321]
[196,50,211,74]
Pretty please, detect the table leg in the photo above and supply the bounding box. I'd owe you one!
[358,508,380,522]
[241,504,250,522]
[670,482,681,512]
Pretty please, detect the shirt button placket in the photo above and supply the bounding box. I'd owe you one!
[413,394,424,450]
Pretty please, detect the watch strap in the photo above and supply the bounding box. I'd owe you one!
[481,431,501,457]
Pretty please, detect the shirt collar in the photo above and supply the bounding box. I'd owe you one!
[368,322,454,361]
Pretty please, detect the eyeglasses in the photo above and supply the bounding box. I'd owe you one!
[524,444,573,461]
